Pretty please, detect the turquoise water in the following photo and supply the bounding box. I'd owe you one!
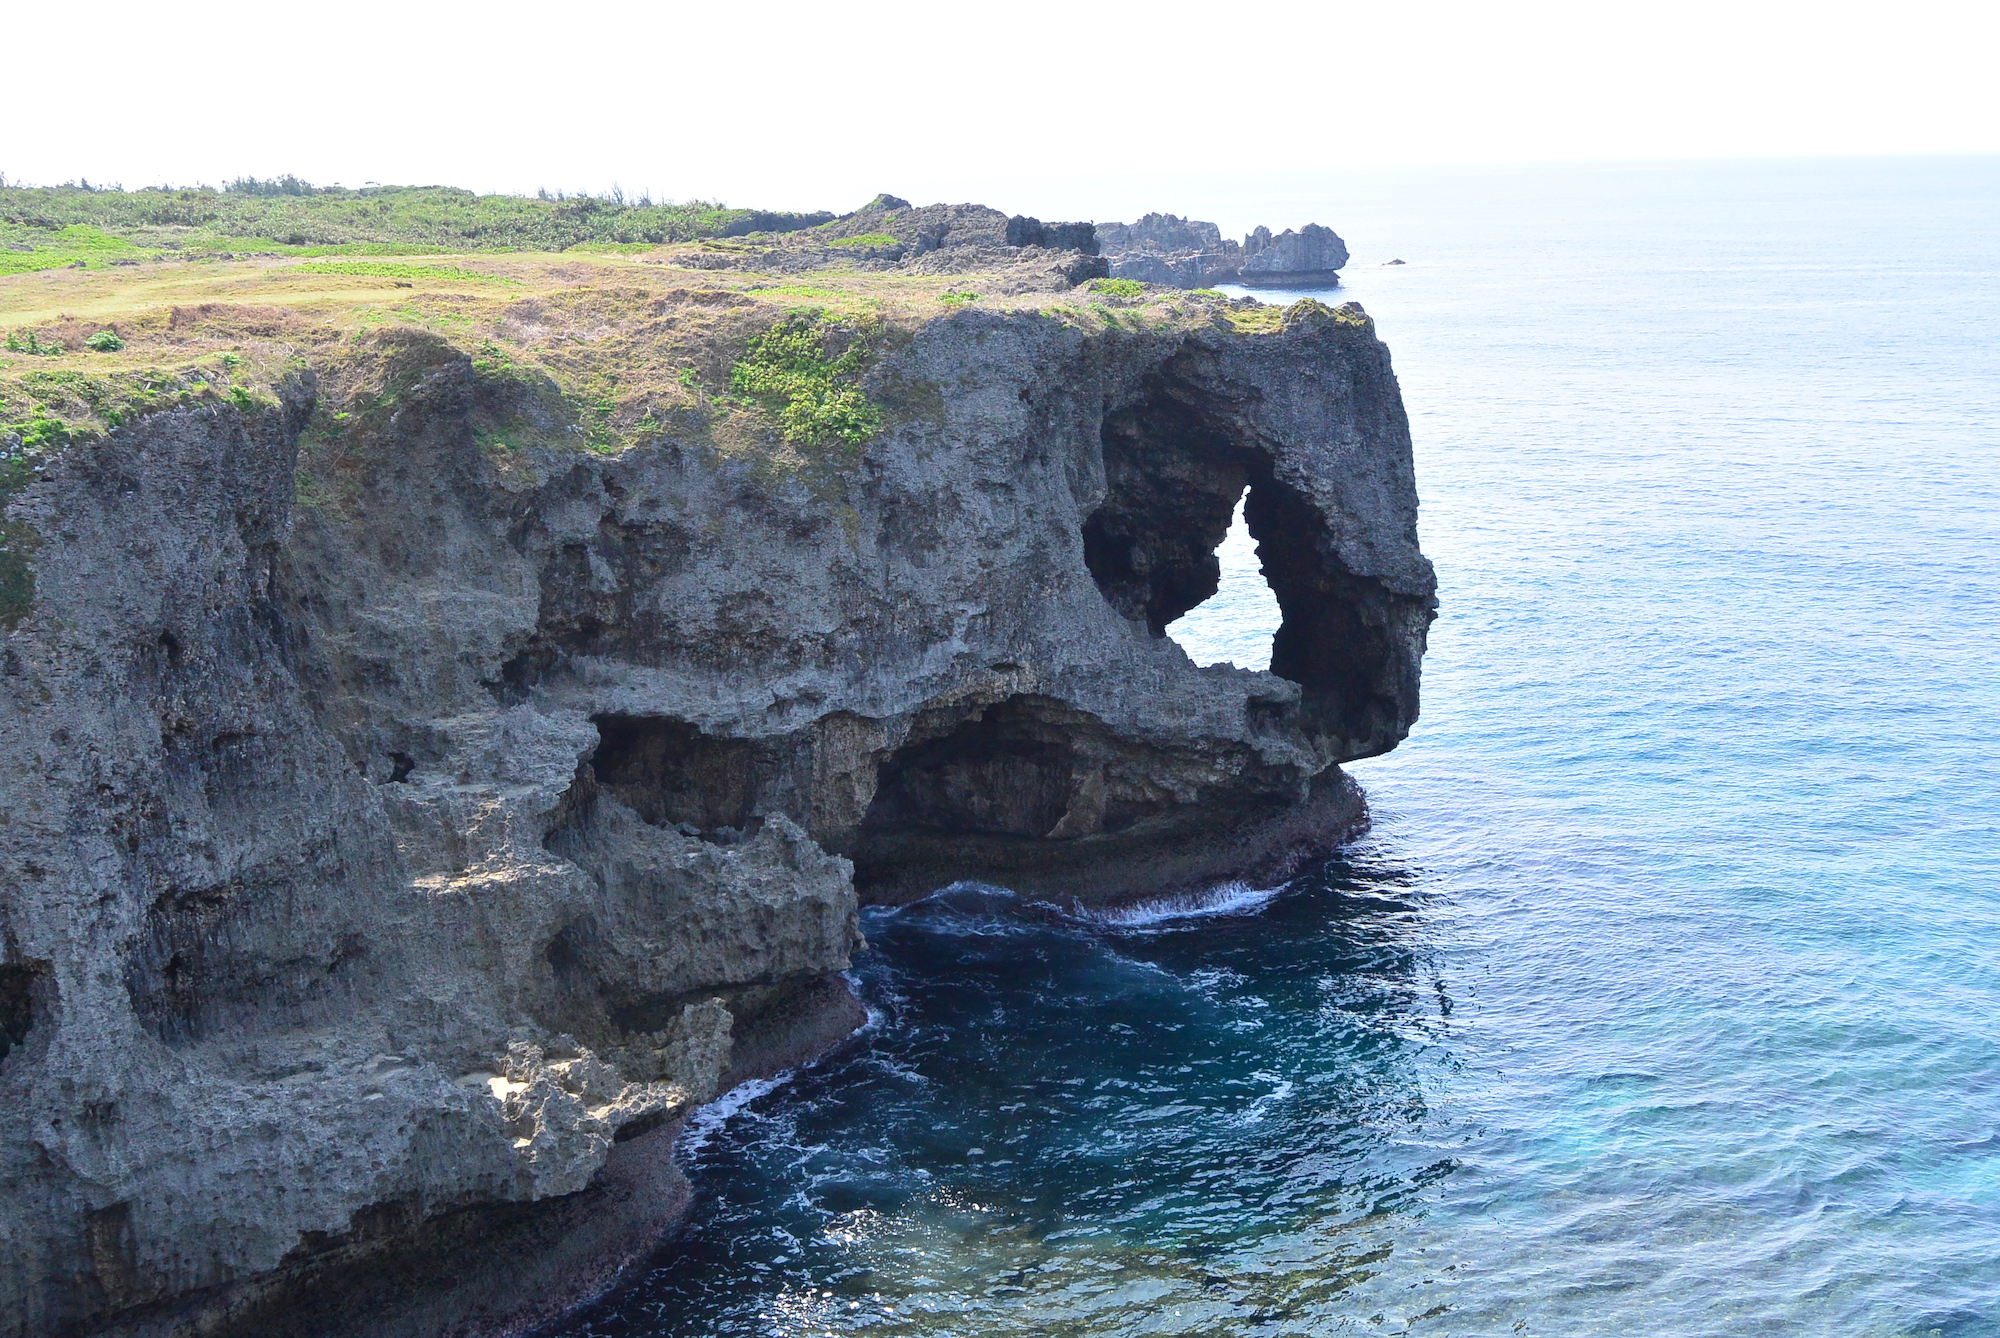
[557,157,2000,1337]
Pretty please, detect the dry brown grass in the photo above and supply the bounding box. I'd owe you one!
[0,248,1262,462]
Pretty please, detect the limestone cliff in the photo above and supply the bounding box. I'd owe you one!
[1098,214,1352,289]
[0,257,1432,1338]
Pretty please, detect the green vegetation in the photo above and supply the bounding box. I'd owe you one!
[0,340,280,459]
[293,261,519,284]
[3,329,64,356]
[1088,277,1146,298]
[729,311,881,452]
[754,284,845,300]
[1223,303,1285,334]
[0,180,838,266]
[828,233,899,248]
[0,223,144,276]
[2,193,1261,492]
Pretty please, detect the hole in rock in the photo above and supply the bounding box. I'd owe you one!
[1082,377,1413,751]
[1083,386,1286,663]
[386,752,416,783]
[589,714,767,839]
[1163,495,1281,671]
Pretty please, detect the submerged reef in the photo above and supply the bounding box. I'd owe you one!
[0,191,1431,1338]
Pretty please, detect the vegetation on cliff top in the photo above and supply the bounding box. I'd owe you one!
[1,181,1334,484]
[0,179,835,272]
[729,312,882,452]
[0,180,1357,630]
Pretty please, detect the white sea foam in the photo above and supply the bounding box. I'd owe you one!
[678,1072,794,1153]
[1084,880,1286,928]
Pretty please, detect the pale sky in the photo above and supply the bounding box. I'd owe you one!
[6,0,1995,218]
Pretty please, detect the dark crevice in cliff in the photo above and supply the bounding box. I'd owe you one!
[588,714,769,841]
[858,695,1154,842]
[0,961,52,1068]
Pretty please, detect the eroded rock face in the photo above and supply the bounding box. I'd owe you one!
[690,201,1107,288]
[1095,215,1353,289]
[0,299,1431,1337]
[1240,223,1352,287]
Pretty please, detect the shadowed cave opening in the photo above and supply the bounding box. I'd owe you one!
[588,714,768,840]
[858,696,1160,844]
[846,694,1317,902]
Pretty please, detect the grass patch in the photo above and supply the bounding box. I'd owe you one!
[754,284,844,300]
[0,223,146,276]
[1223,302,1285,334]
[829,233,898,248]
[729,310,881,452]
[1087,277,1146,298]
[293,261,519,284]
[938,290,979,306]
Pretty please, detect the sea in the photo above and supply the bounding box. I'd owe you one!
[553,156,2000,1338]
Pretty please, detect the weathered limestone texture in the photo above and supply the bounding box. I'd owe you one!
[0,294,1432,1337]
[1096,214,1352,289]
[677,198,1107,289]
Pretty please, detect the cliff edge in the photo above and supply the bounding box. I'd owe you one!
[0,227,1433,1337]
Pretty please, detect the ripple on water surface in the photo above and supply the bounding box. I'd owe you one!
[564,867,1466,1336]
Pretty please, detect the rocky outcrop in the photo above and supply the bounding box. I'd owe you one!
[1239,223,1351,287]
[1097,213,1351,289]
[681,198,1106,288]
[0,284,1431,1338]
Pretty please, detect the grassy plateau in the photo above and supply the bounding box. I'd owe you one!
[0,180,1343,623]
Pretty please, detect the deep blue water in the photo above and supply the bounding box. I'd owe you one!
[557,157,2000,1337]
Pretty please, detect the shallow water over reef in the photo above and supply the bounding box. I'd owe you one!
[556,155,2000,1338]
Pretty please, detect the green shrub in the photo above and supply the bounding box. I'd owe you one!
[84,331,124,352]
[729,312,881,452]
[16,418,68,450]
[1088,277,1145,298]
[938,290,979,306]
[3,330,63,357]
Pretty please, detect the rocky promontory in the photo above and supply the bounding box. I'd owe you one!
[0,193,1432,1338]
[1097,213,1352,289]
